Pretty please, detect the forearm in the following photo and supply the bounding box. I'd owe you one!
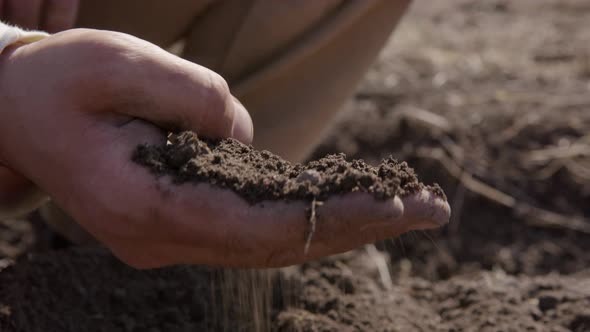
[0,21,49,218]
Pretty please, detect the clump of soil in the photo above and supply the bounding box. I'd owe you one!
[132,132,439,204]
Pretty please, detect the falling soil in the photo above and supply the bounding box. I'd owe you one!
[132,132,433,204]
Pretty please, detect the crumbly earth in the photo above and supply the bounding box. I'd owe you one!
[1,0,589,331]
[1,248,590,332]
[132,132,435,204]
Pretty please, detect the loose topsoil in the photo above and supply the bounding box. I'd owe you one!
[1,0,590,331]
[132,132,432,204]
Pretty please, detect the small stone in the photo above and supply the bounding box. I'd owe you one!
[296,169,322,185]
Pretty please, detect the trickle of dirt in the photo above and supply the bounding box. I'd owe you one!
[132,132,440,204]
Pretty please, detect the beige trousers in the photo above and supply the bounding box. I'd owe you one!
[44,0,411,243]
[78,0,410,161]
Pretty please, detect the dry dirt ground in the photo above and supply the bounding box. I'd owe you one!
[1,0,590,331]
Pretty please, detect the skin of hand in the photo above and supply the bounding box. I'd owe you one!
[0,164,47,218]
[0,0,79,33]
[0,28,450,269]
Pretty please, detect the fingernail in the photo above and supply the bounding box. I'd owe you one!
[231,98,254,144]
[401,189,451,230]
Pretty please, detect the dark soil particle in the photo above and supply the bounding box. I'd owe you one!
[132,132,435,204]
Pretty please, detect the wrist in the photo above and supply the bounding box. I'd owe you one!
[0,47,16,168]
[0,23,48,169]
[0,23,50,217]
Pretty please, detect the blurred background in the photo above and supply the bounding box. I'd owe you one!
[314,0,590,280]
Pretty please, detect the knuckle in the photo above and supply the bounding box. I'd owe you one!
[207,72,232,107]
[201,72,234,136]
[62,30,146,94]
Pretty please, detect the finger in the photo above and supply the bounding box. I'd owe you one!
[121,186,448,268]
[242,188,449,267]
[26,30,253,143]
[356,189,450,232]
[397,189,451,230]
[42,0,79,33]
[231,96,253,144]
[107,35,254,144]
[4,0,43,30]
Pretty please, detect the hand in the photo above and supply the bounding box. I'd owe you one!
[0,0,79,33]
[0,29,449,268]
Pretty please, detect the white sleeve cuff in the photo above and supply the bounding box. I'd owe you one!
[0,22,49,53]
